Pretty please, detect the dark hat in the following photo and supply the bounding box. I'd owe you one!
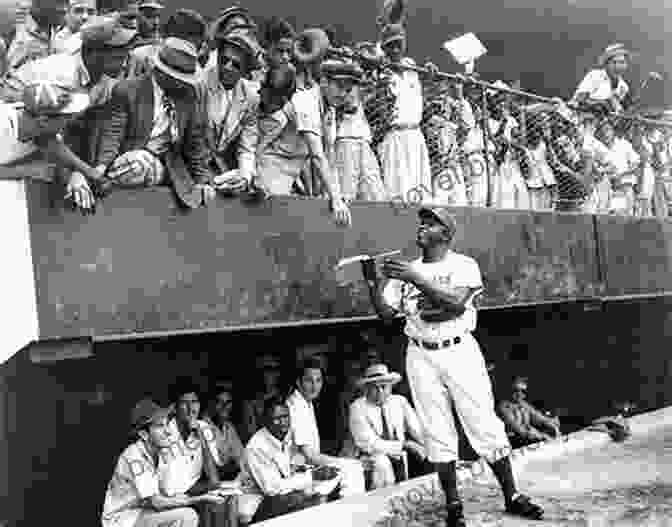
[321,59,364,83]
[130,398,171,430]
[212,5,256,40]
[380,23,405,47]
[216,29,261,69]
[153,37,199,85]
[164,9,207,42]
[80,13,138,47]
[418,207,457,235]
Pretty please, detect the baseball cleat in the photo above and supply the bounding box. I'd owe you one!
[505,494,544,520]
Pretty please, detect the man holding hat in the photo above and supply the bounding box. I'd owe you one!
[321,58,387,202]
[93,37,216,207]
[52,0,97,54]
[101,398,223,527]
[203,27,261,196]
[364,207,545,526]
[377,22,432,203]
[349,363,428,489]
[572,43,632,115]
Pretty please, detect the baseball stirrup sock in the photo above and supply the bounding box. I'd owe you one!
[488,457,517,503]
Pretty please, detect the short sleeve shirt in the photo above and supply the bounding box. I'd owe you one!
[382,251,484,341]
[573,69,629,103]
[101,440,160,527]
[286,389,321,452]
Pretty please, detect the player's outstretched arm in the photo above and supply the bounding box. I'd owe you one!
[361,259,398,322]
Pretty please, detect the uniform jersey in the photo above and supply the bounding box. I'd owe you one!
[382,251,483,342]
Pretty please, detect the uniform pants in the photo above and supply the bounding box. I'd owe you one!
[134,507,199,527]
[405,333,510,464]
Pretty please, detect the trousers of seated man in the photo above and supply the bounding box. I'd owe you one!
[292,455,366,498]
[366,449,434,490]
[135,506,200,527]
[186,478,238,527]
[252,490,323,523]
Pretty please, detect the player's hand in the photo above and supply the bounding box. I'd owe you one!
[361,258,377,282]
[331,196,352,227]
[65,171,96,215]
[381,258,420,284]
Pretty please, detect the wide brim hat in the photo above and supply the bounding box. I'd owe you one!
[130,398,171,431]
[380,23,406,47]
[356,363,402,387]
[211,5,256,39]
[597,43,632,67]
[22,82,90,115]
[321,59,364,83]
[139,1,164,10]
[153,37,200,85]
[80,14,138,47]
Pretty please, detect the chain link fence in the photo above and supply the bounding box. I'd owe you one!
[327,46,672,217]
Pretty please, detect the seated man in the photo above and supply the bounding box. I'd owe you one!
[204,382,245,480]
[163,379,238,527]
[1,82,98,211]
[255,63,351,226]
[101,398,226,527]
[286,355,366,500]
[349,363,431,489]
[92,37,216,208]
[203,28,260,195]
[238,395,326,524]
[498,377,561,449]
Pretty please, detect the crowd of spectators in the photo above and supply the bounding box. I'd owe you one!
[1,0,671,223]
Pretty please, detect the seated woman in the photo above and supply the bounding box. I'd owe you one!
[204,382,244,480]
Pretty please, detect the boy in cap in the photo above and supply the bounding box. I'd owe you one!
[321,59,387,202]
[137,0,162,44]
[349,363,429,489]
[365,207,545,526]
[93,37,216,207]
[101,398,225,527]
[203,28,260,195]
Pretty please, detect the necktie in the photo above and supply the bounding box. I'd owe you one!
[162,94,179,143]
[381,405,394,440]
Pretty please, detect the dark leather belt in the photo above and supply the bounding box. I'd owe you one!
[411,336,462,350]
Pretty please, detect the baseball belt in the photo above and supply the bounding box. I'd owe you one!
[411,336,462,351]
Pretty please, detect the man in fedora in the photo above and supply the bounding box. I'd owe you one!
[365,207,545,526]
[349,363,429,489]
[321,58,387,202]
[101,398,225,527]
[203,28,260,196]
[92,37,216,207]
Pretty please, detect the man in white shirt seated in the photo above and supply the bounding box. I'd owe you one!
[101,398,225,527]
[0,81,97,211]
[163,379,238,527]
[286,356,366,500]
[349,363,431,490]
[238,395,329,524]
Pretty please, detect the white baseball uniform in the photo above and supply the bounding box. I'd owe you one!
[382,251,510,464]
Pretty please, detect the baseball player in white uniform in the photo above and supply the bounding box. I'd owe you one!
[363,207,544,526]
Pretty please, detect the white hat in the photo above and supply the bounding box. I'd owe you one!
[356,364,402,387]
[153,37,200,85]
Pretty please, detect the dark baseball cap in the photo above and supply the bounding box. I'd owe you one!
[130,398,171,430]
[418,207,457,236]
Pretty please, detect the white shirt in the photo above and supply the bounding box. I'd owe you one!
[349,394,423,457]
[158,418,222,496]
[286,389,320,453]
[382,251,484,341]
[0,104,39,166]
[101,440,161,527]
[239,427,311,496]
[336,103,372,142]
[387,58,423,127]
[603,137,640,185]
[573,68,629,103]
[145,77,175,156]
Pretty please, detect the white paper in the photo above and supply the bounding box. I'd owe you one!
[443,33,487,65]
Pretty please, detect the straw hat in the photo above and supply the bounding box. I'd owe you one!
[356,363,402,387]
[153,37,200,85]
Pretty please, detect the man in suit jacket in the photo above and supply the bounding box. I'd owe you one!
[349,363,431,489]
[93,37,215,208]
[203,28,260,195]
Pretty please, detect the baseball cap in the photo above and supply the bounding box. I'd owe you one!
[130,398,171,430]
[418,207,457,235]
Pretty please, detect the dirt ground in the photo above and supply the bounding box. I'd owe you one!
[377,427,672,527]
